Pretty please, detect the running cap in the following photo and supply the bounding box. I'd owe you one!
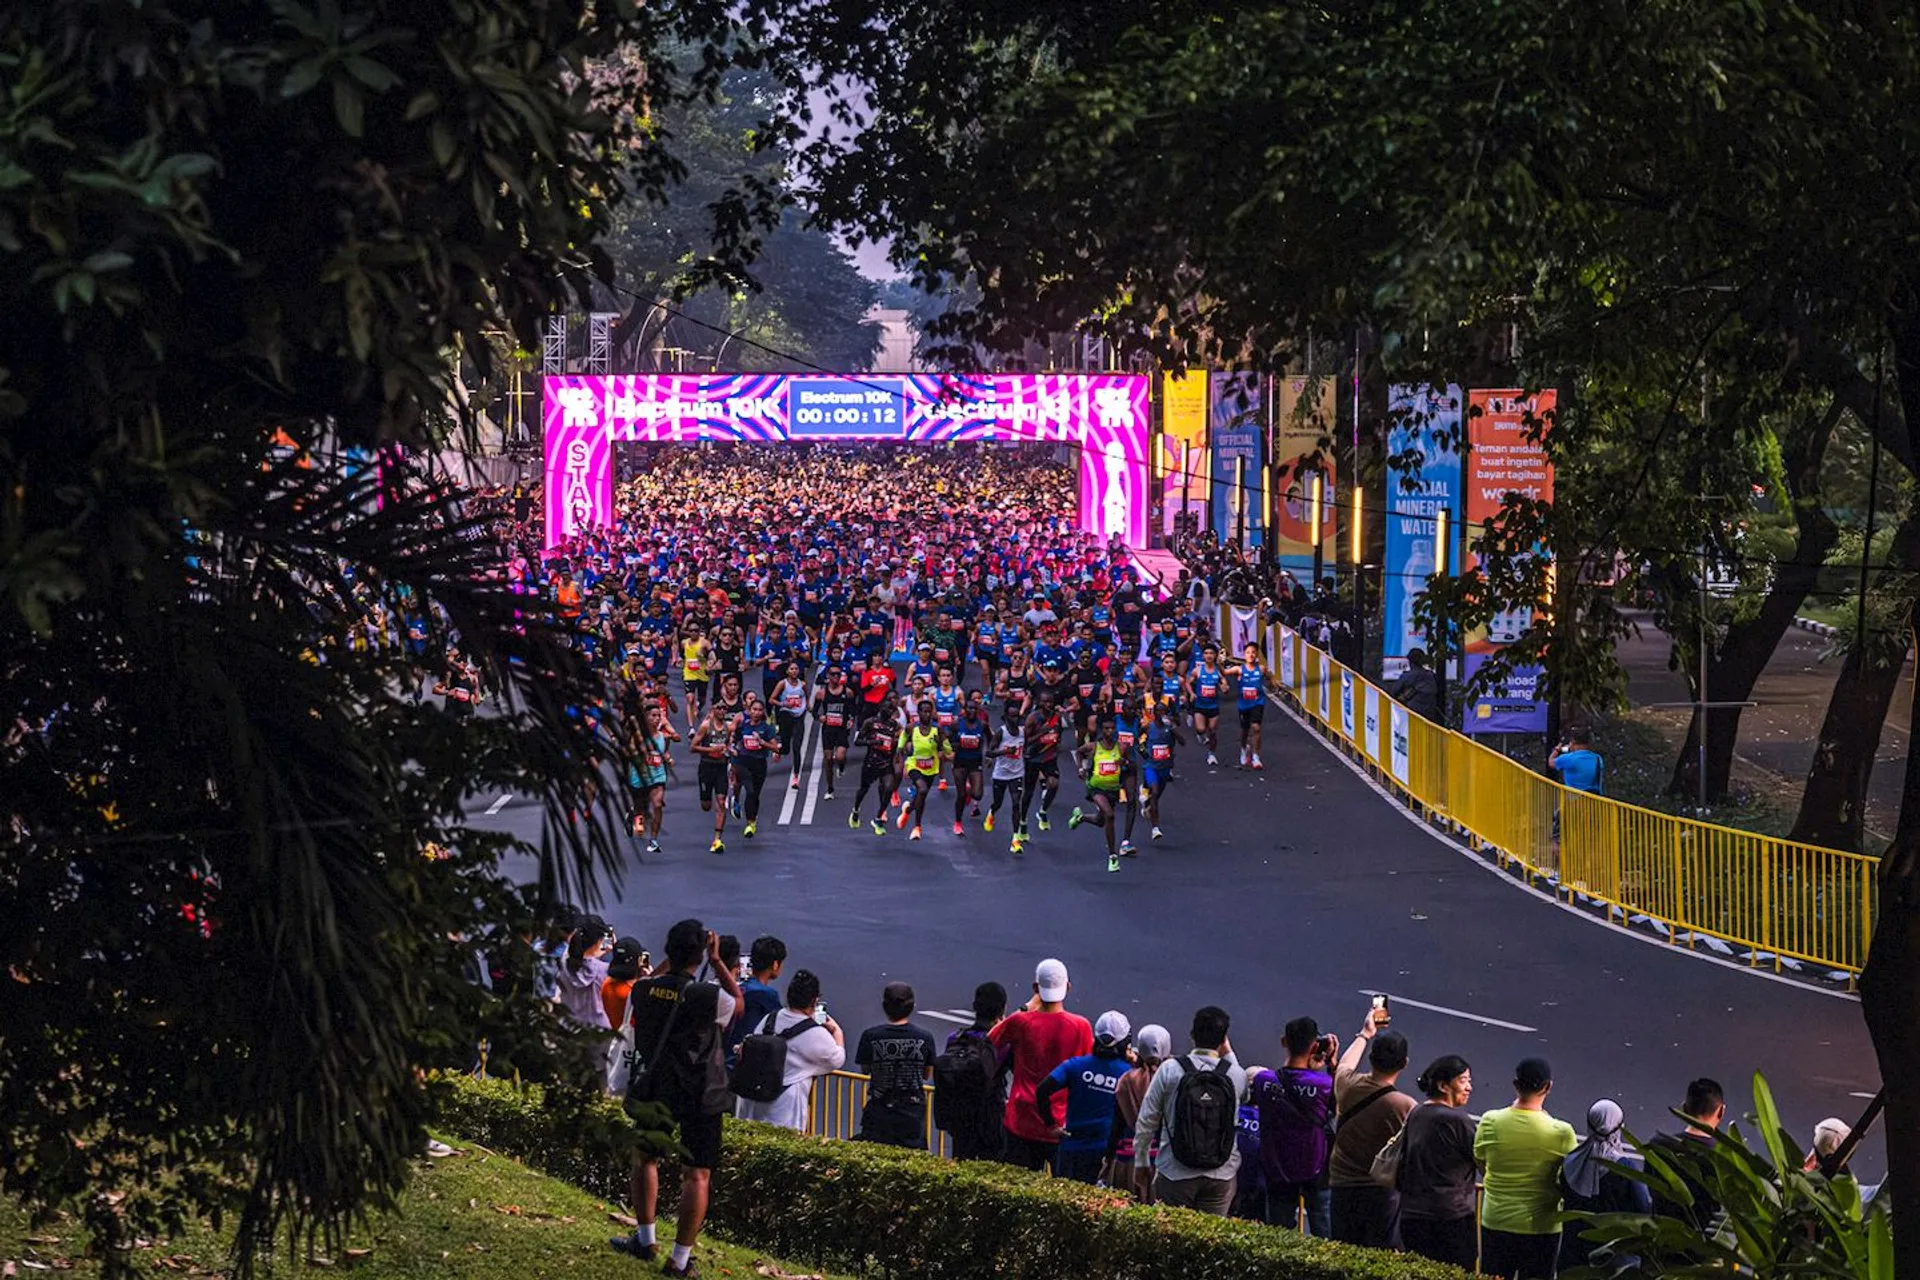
[1134,1024,1172,1061]
[1515,1057,1554,1092]
[1035,957,1069,1002]
[1094,1010,1131,1043]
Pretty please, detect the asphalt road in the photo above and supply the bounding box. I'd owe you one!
[477,695,1886,1176]
[1616,612,1912,837]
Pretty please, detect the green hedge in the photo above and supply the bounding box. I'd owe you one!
[436,1075,1471,1280]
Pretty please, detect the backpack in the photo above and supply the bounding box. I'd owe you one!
[931,1033,999,1135]
[729,1012,820,1104]
[1170,1056,1239,1171]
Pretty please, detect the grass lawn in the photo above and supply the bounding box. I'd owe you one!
[1,1138,850,1280]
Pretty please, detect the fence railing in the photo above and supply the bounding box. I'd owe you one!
[805,1069,950,1156]
[1230,609,1879,977]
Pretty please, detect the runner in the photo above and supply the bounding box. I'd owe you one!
[895,699,951,842]
[848,692,905,835]
[1068,715,1132,873]
[1224,642,1268,770]
[680,624,712,730]
[690,704,734,855]
[1018,692,1066,838]
[932,667,964,793]
[1140,701,1185,841]
[625,702,680,855]
[985,708,1027,853]
[950,694,989,836]
[771,662,811,788]
[812,666,858,801]
[1189,642,1225,767]
[730,695,779,839]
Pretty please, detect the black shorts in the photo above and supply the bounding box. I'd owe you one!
[669,1107,724,1170]
[697,762,729,803]
[861,752,898,781]
[685,678,710,708]
[954,756,984,774]
[823,727,850,751]
[1024,759,1060,784]
[1239,704,1265,728]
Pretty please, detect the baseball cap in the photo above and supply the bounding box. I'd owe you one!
[607,936,647,981]
[1035,958,1069,1002]
[1094,1010,1132,1044]
[1133,1024,1172,1061]
[1515,1057,1554,1092]
[1813,1117,1851,1158]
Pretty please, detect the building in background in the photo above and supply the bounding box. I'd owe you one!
[866,307,926,371]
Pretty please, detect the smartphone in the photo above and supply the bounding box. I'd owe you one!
[1372,994,1392,1025]
[813,999,828,1026]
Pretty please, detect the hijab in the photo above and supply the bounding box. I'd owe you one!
[1563,1098,1630,1198]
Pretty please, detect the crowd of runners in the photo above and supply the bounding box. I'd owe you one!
[495,445,1278,872]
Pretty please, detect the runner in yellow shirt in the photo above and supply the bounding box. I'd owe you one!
[894,699,951,842]
[1068,716,1133,873]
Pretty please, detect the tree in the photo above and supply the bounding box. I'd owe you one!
[0,0,758,1271]
[761,0,1920,1267]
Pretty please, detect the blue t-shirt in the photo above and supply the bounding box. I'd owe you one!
[1553,748,1605,793]
[728,978,784,1060]
[1043,1051,1133,1152]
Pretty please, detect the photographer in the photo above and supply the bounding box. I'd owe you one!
[1249,1017,1339,1237]
[1548,727,1606,795]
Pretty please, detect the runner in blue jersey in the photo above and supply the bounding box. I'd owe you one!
[1224,642,1268,770]
[1189,642,1226,767]
[973,608,1006,690]
[1140,702,1185,840]
[950,694,989,835]
[932,668,964,793]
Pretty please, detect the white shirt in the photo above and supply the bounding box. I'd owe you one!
[733,1008,845,1131]
[991,727,1026,782]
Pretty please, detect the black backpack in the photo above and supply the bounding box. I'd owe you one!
[1169,1055,1238,1171]
[931,1033,999,1135]
[729,1012,820,1104]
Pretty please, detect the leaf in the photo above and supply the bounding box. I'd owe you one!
[333,77,365,137]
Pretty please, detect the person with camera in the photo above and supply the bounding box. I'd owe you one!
[732,969,846,1132]
[611,919,742,1277]
[1250,1017,1338,1237]
[1328,1002,1414,1248]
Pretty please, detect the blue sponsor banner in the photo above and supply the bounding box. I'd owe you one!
[1381,385,1462,676]
[1462,653,1550,734]
[1209,373,1266,545]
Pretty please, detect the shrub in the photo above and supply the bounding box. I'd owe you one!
[437,1074,1471,1280]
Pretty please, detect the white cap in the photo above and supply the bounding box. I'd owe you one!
[1035,958,1069,1003]
[1133,1024,1172,1062]
[1813,1117,1851,1157]
[1094,1010,1131,1043]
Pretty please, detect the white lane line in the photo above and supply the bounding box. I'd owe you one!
[777,726,810,826]
[946,1008,975,1017]
[1358,989,1537,1034]
[920,1010,973,1026]
[1851,1091,1879,1099]
[485,794,512,815]
[799,725,827,825]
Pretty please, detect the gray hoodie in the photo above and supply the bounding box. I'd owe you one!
[556,955,611,1029]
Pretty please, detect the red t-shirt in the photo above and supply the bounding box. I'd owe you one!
[988,1008,1093,1143]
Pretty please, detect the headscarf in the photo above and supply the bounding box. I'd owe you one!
[1563,1098,1629,1198]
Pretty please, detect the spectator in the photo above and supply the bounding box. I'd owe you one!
[557,915,612,1030]
[989,958,1093,1173]
[1474,1057,1578,1280]
[600,936,648,1032]
[1131,1006,1247,1216]
[1328,1006,1414,1249]
[1648,1077,1726,1231]
[732,969,846,1132]
[855,982,939,1148]
[1806,1117,1851,1178]
[1252,1016,1337,1237]
[1106,1023,1171,1195]
[936,981,1010,1162]
[1231,1065,1268,1220]
[1560,1099,1651,1272]
[1032,1011,1134,1183]
[1385,648,1441,722]
[1549,726,1606,794]
[612,919,742,1277]
[1397,1055,1479,1268]
[727,935,786,1068]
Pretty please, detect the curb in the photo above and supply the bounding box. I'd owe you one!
[1793,615,1840,639]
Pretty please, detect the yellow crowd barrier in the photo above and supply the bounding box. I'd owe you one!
[805,1069,951,1156]
[1221,607,1878,977]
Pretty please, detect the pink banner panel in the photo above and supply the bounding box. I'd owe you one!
[541,373,1149,548]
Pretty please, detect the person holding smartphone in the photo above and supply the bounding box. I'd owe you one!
[1327,1001,1415,1248]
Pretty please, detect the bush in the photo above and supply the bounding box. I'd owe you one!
[437,1074,1472,1280]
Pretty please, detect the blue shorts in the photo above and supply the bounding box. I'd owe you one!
[1143,768,1171,790]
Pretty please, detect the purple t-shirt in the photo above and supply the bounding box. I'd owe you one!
[1251,1066,1333,1184]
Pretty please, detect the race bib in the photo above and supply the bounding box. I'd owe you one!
[1118,732,1135,748]
[782,694,805,712]
[960,733,981,749]
[938,713,956,728]
[1095,759,1121,778]
[1151,744,1172,762]
[935,648,951,661]
[686,659,703,674]
[824,712,845,727]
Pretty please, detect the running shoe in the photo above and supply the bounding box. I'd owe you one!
[1011,835,1024,855]
[743,821,757,839]
[870,819,885,836]
[789,776,801,790]
[1151,825,1164,840]
[1067,807,1084,831]
[646,839,662,856]
[938,778,949,793]
[984,811,996,833]
[952,821,964,836]
[710,838,724,855]
[608,1235,656,1261]
[848,810,860,829]
[630,815,644,837]
[969,802,981,817]
[1207,752,1219,766]
[1037,812,1051,832]
[1251,754,1264,770]
[824,788,835,801]
[897,803,913,830]
[1107,853,1120,873]
[910,825,923,841]
[1120,839,1137,857]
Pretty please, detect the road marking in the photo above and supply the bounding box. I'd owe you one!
[920,1010,973,1026]
[1357,989,1537,1034]
[485,794,512,815]
[799,726,827,825]
[946,1008,975,1018]
[1851,1091,1879,1099]
[777,726,810,826]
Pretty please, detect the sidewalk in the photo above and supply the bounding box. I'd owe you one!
[1613,610,1910,844]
